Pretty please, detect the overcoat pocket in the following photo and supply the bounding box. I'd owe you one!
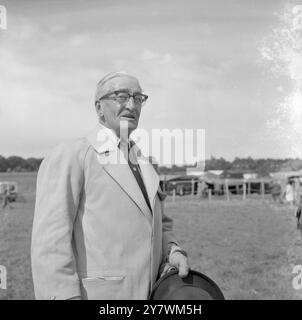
[80,274,126,299]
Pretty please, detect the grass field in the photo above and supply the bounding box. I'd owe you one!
[1,172,302,300]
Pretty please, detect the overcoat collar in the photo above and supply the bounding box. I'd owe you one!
[85,124,159,221]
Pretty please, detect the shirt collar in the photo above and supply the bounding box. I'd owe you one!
[99,123,120,146]
[93,123,133,154]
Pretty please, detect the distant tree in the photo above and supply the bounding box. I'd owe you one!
[0,155,8,172]
[281,159,302,171]
[255,159,274,177]
[0,155,43,172]
[205,156,231,171]
[203,157,302,175]
[26,157,43,171]
[231,157,257,171]
[1,153,300,174]
[6,156,29,171]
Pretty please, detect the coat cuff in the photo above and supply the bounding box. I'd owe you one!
[168,244,188,261]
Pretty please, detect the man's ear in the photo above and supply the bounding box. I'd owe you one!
[95,100,101,112]
[95,101,105,123]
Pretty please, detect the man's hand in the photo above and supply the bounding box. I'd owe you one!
[160,246,190,278]
[169,251,190,278]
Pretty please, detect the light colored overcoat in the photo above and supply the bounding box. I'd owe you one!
[31,124,178,300]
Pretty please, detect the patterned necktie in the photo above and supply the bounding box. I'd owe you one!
[119,140,152,212]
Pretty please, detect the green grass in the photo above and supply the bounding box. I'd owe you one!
[1,173,302,299]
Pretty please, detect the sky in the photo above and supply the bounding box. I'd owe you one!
[0,0,301,163]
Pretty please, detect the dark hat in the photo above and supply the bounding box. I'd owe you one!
[150,269,225,300]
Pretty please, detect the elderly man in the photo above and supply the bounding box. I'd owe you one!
[31,72,190,300]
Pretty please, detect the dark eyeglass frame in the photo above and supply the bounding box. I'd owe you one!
[99,90,148,106]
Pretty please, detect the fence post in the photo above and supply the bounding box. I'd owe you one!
[243,180,246,200]
[208,189,212,201]
[225,179,230,201]
[172,189,176,202]
[191,179,194,197]
[294,178,300,204]
[197,181,201,198]
[261,181,265,200]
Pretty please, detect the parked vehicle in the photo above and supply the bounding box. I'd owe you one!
[165,176,199,196]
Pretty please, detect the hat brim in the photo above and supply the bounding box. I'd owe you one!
[150,269,225,300]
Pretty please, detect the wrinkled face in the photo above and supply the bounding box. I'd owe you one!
[95,75,143,138]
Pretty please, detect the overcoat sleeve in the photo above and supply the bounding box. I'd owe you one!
[31,140,87,300]
[158,188,180,264]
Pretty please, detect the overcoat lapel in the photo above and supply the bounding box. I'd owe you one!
[85,124,156,223]
[102,150,153,223]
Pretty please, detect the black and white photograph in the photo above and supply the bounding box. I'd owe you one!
[0,0,302,304]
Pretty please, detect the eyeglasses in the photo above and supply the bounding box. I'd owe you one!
[99,90,148,106]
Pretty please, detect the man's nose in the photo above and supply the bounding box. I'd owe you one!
[125,97,136,110]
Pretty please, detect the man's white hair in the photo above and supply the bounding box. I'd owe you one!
[94,71,141,103]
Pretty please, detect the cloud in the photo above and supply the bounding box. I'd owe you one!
[0,0,294,160]
[140,50,172,64]
[69,34,91,47]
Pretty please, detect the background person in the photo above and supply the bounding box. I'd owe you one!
[284,179,295,209]
[271,180,282,203]
[2,188,12,210]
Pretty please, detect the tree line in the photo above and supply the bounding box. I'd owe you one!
[204,156,302,173]
[0,155,301,175]
[159,156,302,177]
[0,156,43,172]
